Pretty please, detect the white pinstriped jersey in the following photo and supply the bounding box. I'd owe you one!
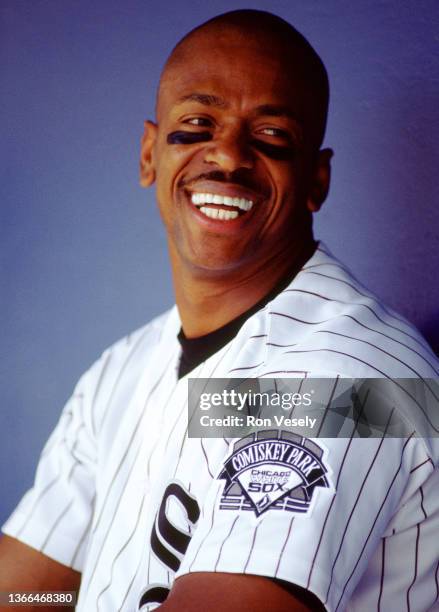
[3,243,439,611]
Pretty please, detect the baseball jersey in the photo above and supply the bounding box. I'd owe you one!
[3,243,439,611]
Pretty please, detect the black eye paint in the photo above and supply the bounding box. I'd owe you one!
[166,131,295,160]
[251,140,296,161]
[167,131,212,145]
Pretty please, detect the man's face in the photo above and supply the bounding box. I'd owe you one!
[142,31,326,276]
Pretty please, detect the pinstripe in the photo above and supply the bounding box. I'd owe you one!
[406,523,421,611]
[243,522,261,573]
[125,550,162,612]
[95,486,148,610]
[341,315,439,376]
[284,375,306,420]
[283,289,438,375]
[82,425,146,597]
[82,357,173,596]
[188,490,217,571]
[274,516,295,577]
[258,370,308,376]
[95,325,154,434]
[270,310,325,325]
[303,261,352,275]
[162,353,212,457]
[90,351,113,436]
[131,571,152,612]
[15,444,69,537]
[410,458,434,474]
[324,408,394,603]
[420,487,427,520]
[147,376,183,479]
[70,494,96,567]
[171,341,236,482]
[377,537,386,612]
[18,402,86,537]
[271,303,433,359]
[316,376,340,438]
[93,354,173,535]
[315,329,439,392]
[146,544,151,587]
[41,498,74,551]
[266,342,298,348]
[284,348,439,434]
[66,393,87,474]
[334,434,415,611]
[300,270,412,328]
[306,397,369,589]
[214,516,239,570]
[200,438,214,479]
[40,407,75,459]
[229,362,264,372]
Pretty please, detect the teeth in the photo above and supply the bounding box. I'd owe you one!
[191,193,253,212]
[199,206,239,220]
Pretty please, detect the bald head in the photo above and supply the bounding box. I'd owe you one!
[158,9,330,149]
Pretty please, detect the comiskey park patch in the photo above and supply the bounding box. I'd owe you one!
[218,430,330,516]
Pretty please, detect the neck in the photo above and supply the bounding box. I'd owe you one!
[172,238,316,338]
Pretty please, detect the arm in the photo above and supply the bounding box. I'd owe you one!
[158,572,326,612]
[0,535,80,612]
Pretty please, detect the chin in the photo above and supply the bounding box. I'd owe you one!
[184,249,253,277]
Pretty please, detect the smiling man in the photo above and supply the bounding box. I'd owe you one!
[1,9,438,612]
[141,12,331,341]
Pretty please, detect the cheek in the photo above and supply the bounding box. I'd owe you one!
[154,147,184,194]
[156,145,207,197]
[251,141,297,161]
[154,151,192,223]
[267,162,299,198]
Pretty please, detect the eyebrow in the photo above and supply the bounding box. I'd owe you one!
[254,104,300,123]
[177,93,227,107]
[176,94,301,124]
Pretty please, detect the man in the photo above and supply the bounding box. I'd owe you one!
[1,9,438,612]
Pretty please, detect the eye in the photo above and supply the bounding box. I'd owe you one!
[251,126,297,160]
[261,127,281,136]
[183,117,213,127]
[257,126,291,140]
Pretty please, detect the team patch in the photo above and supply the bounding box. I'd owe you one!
[218,430,330,516]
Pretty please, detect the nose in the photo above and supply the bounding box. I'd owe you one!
[203,129,254,172]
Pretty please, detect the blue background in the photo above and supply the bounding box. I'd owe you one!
[1,0,438,524]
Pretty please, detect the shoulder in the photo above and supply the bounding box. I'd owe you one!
[73,306,178,427]
[98,306,176,368]
[262,243,438,379]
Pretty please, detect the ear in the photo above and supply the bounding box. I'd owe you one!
[140,120,158,187]
[307,148,333,212]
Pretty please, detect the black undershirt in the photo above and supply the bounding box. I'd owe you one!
[177,242,317,378]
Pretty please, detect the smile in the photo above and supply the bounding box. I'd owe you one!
[190,193,254,221]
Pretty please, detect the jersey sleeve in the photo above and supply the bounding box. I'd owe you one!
[175,431,434,611]
[1,352,105,572]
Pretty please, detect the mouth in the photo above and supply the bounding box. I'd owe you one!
[190,192,254,221]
